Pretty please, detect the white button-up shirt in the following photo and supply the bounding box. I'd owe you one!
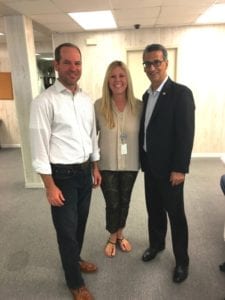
[144,76,168,151]
[29,80,100,174]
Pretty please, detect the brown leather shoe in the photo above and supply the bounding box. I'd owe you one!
[79,260,97,273]
[70,286,94,300]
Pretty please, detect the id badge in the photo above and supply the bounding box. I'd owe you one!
[121,143,127,155]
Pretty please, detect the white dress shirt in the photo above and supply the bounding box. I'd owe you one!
[29,80,100,174]
[144,76,168,151]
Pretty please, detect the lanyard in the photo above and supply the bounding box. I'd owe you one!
[118,110,127,155]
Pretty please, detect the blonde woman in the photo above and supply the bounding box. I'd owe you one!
[95,61,142,257]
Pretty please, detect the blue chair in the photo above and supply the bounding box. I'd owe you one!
[220,174,225,195]
[219,174,225,274]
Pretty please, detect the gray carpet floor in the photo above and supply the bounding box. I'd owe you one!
[0,148,225,300]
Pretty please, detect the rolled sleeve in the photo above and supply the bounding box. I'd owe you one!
[90,107,100,162]
[29,97,52,174]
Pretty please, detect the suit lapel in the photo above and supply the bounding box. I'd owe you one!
[148,78,172,123]
[141,90,150,126]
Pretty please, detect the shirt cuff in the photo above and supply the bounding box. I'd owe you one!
[32,160,52,175]
[90,152,100,162]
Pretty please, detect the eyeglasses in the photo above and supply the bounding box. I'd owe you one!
[143,60,164,68]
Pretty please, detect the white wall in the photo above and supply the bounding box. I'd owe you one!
[52,25,225,154]
[0,24,225,154]
[0,43,20,147]
[0,40,53,147]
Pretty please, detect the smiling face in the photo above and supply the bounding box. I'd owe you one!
[54,46,82,92]
[108,66,128,97]
[143,50,168,90]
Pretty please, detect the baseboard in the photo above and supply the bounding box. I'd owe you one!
[25,182,44,188]
[0,144,21,148]
[0,146,223,158]
[192,153,223,158]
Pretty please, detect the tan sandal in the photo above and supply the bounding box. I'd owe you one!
[117,238,132,252]
[104,239,116,257]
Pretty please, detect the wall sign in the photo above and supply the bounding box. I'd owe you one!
[0,72,14,100]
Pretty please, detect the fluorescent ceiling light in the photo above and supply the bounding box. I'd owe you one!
[196,3,225,24]
[0,32,4,35]
[68,10,117,30]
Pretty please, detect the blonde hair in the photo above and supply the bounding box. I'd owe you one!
[100,60,137,128]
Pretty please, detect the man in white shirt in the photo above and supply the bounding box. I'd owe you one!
[30,43,101,300]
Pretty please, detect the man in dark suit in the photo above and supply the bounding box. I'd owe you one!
[139,44,195,283]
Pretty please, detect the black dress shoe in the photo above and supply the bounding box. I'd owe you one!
[142,247,165,262]
[219,262,225,272]
[173,265,188,283]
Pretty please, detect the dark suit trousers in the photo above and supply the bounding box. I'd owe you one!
[144,170,189,266]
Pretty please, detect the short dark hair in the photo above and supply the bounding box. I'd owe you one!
[143,44,168,60]
[54,43,81,62]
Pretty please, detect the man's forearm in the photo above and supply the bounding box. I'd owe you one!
[40,174,56,189]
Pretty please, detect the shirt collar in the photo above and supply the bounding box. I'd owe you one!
[54,79,81,94]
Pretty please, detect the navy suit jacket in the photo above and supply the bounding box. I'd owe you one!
[139,77,195,178]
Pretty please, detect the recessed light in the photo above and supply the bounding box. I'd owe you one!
[68,10,117,30]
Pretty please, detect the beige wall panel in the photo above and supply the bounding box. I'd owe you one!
[0,100,20,146]
[52,25,225,154]
[0,44,11,71]
[0,40,52,147]
[0,44,20,146]
[1,25,225,154]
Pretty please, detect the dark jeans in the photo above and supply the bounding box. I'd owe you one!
[51,162,92,289]
[100,171,138,234]
[144,170,189,266]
